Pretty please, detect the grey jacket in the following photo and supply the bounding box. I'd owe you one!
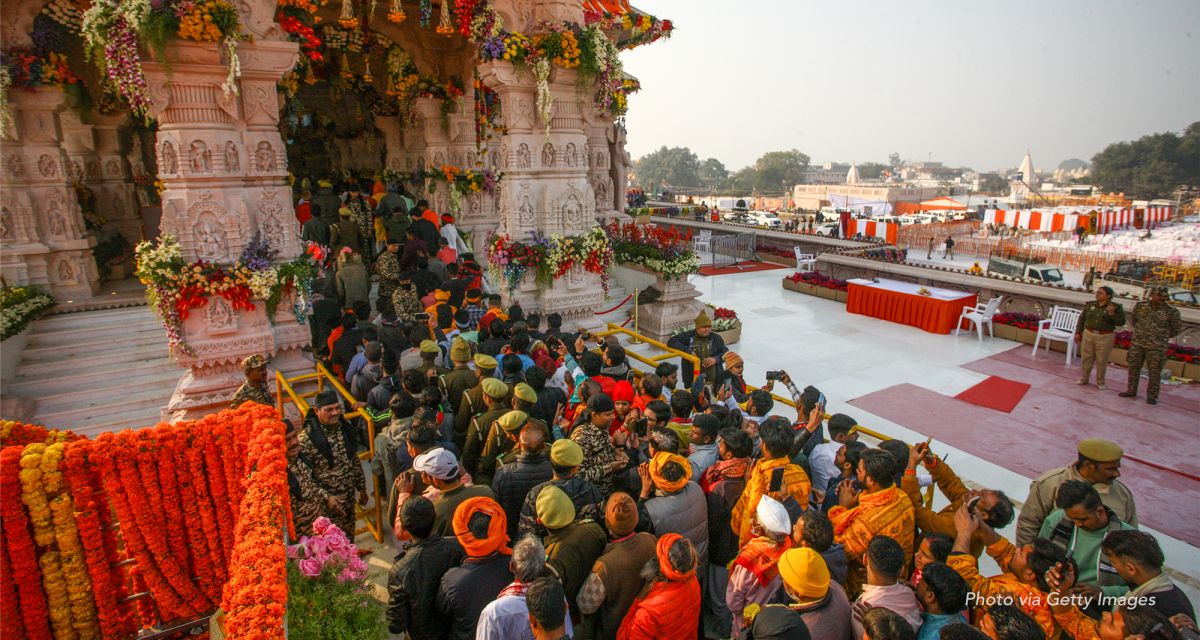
[644,481,709,566]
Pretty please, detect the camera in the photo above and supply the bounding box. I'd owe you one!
[765,370,785,382]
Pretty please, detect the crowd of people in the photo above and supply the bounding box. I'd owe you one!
[225,181,1196,639]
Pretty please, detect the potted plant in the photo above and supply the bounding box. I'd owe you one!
[710,305,741,345]
[286,517,386,640]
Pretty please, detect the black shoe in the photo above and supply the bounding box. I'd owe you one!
[1118,391,1135,398]
[1147,399,1157,405]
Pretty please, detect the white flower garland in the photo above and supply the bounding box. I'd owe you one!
[221,36,241,98]
[0,67,13,142]
[534,57,552,134]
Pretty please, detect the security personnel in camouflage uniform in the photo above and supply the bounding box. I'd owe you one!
[345,182,375,264]
[1120,285,1182,405]
[1073,285,1126,389]
[462,377,510,477]
[230,354,272,408]
[285,418,336,538]
[375,236,403,304]
[390,273,423,324]
[453,354,500,447]
[298,389,368,538]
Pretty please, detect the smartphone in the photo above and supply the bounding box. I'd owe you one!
[632,418,648,437]
[415,312,430,322]
[769,467,785,493]
[966,496,981,515]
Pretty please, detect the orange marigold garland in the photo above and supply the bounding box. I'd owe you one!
[143,429,192,579]
[185,433,229,587]
[202,426,238,562]
[63,440,135,638]
[173,432,223,602]
[97,433,196,621]
[126,565,157,630]
[43,442,102,638]
[220,412,289,639]
[1,445,52,640]
[1,533,27,639]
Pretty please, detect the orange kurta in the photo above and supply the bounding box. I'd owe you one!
[828,485,915,596]
[730,458,811,546]
[947,539,1061,640]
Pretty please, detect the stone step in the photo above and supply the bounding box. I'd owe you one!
[29,370,182,413]
[15,347,175,378]
[24,324,165,349]
[10,361,179,396]
[26,319,164,343]
[18,333,170,363]
[35,306,155,329]
[52,404,167,438]
[35,392,172,432]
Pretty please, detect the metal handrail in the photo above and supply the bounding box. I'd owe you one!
[275,364,385,543]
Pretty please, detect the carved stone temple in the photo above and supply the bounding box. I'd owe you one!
[1,0,660,420]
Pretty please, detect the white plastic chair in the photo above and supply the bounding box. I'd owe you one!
[1032,305,1081,364]
[955,296,1003,341]
[793,246,816,272]
[693,229,712,254]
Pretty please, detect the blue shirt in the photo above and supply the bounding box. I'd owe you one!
[687,443,719,478]
[917,612,967,640]
[345,349,367,384]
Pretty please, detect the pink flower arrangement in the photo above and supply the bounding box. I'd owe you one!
[286,517,367,583]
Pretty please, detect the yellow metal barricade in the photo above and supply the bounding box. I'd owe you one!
[276,364,385,543]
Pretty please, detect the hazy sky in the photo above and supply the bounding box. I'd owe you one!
[619,0,1199,173]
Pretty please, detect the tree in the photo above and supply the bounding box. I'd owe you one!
[750,149,809,192]
[979,173,1008,195]
[1090,123,1199,199]
[633,146,701,189]
[857,162,889,180]
[698,157,728,187]
[888,152,902,168]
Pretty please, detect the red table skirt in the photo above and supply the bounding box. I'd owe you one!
[846,283,977,334]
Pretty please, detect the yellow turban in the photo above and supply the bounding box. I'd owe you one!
[649,451,692,494]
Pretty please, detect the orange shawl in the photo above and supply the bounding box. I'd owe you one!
[730,458,812,546]
[827,486,914,559]
[733,536,792,586]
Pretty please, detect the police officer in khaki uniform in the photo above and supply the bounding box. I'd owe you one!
[440,337,478,411]
[452,354,500,447]
[1073,285,1125,390]
[477,410,529,486]
[1015,438,1137,546]
[1120,285,1183,405]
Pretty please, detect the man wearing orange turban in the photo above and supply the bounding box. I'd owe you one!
[638,452,709,570]
[437,497,516,640]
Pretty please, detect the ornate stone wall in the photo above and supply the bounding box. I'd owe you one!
[0,88,101,300]
[141,38,309,420]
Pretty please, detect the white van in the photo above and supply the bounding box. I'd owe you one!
[747,211,783,228]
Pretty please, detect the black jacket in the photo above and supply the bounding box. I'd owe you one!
[705,473,746,566]
[492,452,554,537]
[518,475,605,539]
[410,218,440,252]
[667,329,728,386]
[387,536,465,639]
[366,375,401,414]
[436,553,514,640]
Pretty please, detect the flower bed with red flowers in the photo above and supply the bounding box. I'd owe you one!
[0,405,290,639]
[993,312,1043,330]
[1112,330,1198,363]
[785,271,848,291]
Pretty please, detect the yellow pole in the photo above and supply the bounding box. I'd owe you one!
[630,289,642,344]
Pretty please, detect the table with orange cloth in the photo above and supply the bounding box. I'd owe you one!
[845,278,977,334]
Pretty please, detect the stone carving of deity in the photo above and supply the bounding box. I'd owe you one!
[565,143,577,167]
[195,215,226,261]
[0,208,13,239]
[541,143,555,168]
[224,141,240,172]
[490,151,500,169]
[57,259,76,283]
[207,297,236,332]
[517,144,531,169]
[7,154,25,178]
[595,178,610,209]
[105,158,121,177]
[190,140,211,173]
[255,141,274,172]
[38,154,57,178]
[160,141,178,174]
[433,151,445,167]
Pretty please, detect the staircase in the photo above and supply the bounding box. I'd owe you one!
[11,306,179,436]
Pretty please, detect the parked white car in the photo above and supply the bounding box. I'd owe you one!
[814,222,839,237]
[747,211,783,228]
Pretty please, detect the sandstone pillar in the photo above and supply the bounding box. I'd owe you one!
[141,39,309,420]
[0,87,100,300]
[479,59,605,328]
[91,113,144,246]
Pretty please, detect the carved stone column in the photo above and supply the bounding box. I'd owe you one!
[479,60,605,328]
[0,87,101,300]
[417,97,454,214]
[141,39,308,420]
[375,114,405,172]
[91,113,144,246]
[583,108,618,223]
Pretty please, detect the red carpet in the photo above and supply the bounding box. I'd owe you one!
[698,261,789,276]
[954,375,1030,413]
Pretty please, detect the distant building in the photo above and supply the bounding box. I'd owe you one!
[791,183,939,214]
[1008,150,1037,204]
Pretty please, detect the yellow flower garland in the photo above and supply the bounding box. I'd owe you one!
[20,443,101,639]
